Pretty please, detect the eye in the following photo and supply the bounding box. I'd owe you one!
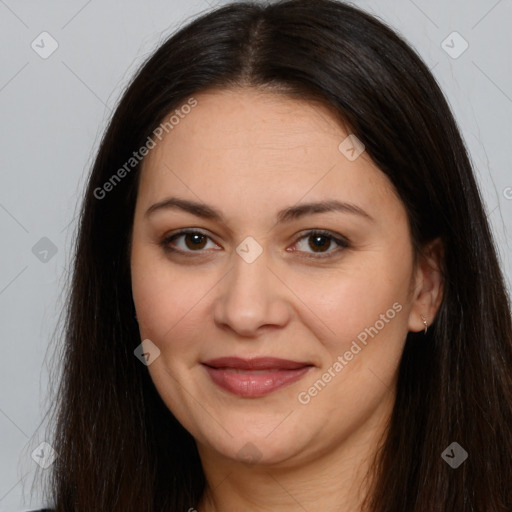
[160,229,220,254]
[290,230,349,258]
[160,228,349,258]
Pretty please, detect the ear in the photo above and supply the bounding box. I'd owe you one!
[407,237,444,333]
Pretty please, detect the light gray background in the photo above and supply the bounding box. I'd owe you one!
[0,0,511,510]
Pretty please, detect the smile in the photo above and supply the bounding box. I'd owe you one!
[201,357,314,397]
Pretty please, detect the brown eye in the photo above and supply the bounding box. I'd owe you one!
[161,230,220,254]
[293,230,349,258]
[184,232,207,250]
[308,234,332,252]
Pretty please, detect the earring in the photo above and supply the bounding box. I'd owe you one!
[420,314,428,334]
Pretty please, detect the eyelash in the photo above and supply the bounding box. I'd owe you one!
[159,229,350,259]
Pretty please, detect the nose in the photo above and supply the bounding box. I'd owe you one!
[213,246,291,337]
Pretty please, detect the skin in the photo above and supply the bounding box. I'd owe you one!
[130,87,443,512]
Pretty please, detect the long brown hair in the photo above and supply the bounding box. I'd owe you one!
[39,0,512,510]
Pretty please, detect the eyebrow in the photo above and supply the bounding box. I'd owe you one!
[144,197,374,223]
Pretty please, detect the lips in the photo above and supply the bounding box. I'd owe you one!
[202,356,311,371]
[201,357,313,397]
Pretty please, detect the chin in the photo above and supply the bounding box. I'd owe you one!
[197,424,309,467]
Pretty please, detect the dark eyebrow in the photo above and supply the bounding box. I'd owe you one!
[276,200,373,223]
[145,197,373,223]
[145,197,223,221]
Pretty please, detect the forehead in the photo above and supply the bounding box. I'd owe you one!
[136,87,400,223]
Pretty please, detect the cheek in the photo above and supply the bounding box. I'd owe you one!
[288,242,414,360]
[309,254,410,317]
[291,252,412,423]
[131,243,224,368]
[131,243,192,342]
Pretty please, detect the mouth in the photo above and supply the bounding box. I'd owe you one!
[201,357,314,397]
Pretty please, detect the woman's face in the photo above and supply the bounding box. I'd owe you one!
[130,87,437,468]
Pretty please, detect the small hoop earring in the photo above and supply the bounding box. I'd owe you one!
[420,314,428,334]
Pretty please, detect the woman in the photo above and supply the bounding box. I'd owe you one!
[33,0,512,510]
